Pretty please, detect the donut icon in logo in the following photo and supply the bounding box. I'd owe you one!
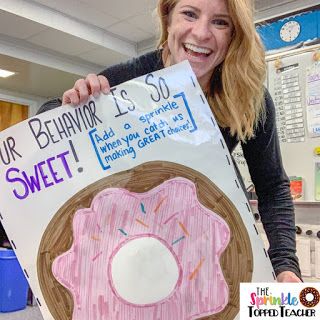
[299,287,320,308]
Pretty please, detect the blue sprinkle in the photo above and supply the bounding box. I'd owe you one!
[118,229,128,236]
[172,236,185,245]
[140,203,146,214]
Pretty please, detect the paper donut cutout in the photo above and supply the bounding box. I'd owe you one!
[52,177,230,319]
[37,161,253,320]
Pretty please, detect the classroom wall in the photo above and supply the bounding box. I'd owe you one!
[267,46,320,201]
[236,6,320,201]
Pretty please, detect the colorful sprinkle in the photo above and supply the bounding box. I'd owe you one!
[135,219,149,228]
[154,196,167,213]
[163,212,179,225]
[172,236,185,245]
[118,228,128,236]
[178,222,190,237]
[140,203,147,214]
[91,236,101,241]
[92,251,103,262]
[189,258,205,280]
[97,223,102,232]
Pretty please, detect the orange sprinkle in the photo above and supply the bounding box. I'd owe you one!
[91,236,101,241]
[178,222,190,237]
[189,258,205,280]
[154,196,167,213]
[135,219,149,228]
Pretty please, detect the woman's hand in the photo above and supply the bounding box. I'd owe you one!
[277,271,302,283]
[62,74,110,106]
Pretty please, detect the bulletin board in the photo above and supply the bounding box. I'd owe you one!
[235,45,320,201]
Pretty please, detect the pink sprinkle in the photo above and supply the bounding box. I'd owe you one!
[92,251,102,262]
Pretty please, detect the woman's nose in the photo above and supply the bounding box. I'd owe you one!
[192,19,212,41]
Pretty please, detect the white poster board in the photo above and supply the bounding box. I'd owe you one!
[0,62,274,320]
[306,62,320,137]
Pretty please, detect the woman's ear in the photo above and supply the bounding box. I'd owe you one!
[166,8,173,33]
[167,19,171,34]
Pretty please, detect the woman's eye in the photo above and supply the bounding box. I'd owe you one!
[212,19,229,27]
[182,11,197,19]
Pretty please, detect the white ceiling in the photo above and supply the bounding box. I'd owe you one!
[0,0,319,100]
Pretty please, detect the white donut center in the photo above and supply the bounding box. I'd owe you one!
[111,236,179,305]
[306,293,314,302]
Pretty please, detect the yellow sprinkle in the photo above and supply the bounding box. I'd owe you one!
[91,236,101,241]
[135,219,149,228]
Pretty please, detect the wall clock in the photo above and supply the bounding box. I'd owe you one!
[280,20,301,42]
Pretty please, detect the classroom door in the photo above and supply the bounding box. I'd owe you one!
[0,100,28,131]
[0,100,28,246]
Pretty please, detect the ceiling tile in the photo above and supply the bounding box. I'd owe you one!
[108,21,152,42]
[31,0,78,11]
[255,0,296,11]
[0,11,47,40]
[78,47,129,67]
[0,53,80,98]
[31,0,119,29]
[80,0,157,20]
[72,2,119,29]
[27,29,100,56]
[46,0,120,29]
[126,12,157,35]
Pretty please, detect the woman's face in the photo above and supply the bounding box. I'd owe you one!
[167,0,234,88]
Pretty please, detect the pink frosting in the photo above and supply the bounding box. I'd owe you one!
[52,177,230,319]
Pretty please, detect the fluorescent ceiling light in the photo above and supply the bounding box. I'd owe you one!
[0,69,16,78]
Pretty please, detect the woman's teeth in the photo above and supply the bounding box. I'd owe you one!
[184,43,211,56]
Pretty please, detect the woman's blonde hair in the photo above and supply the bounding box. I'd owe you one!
[156,0,266,141]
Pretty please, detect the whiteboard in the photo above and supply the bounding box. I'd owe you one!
[267,46,320,201]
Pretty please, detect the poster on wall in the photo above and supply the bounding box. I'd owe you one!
[306,62,320,137]
[272,63,305,143]
[0,62,274,320]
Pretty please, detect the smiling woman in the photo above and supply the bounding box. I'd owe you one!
[40,0,302,287]
[164,0,234,89]
[157,0,265,142]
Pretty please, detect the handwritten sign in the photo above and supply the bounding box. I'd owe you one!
[306,63,320,137]
[0,62,274,320]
